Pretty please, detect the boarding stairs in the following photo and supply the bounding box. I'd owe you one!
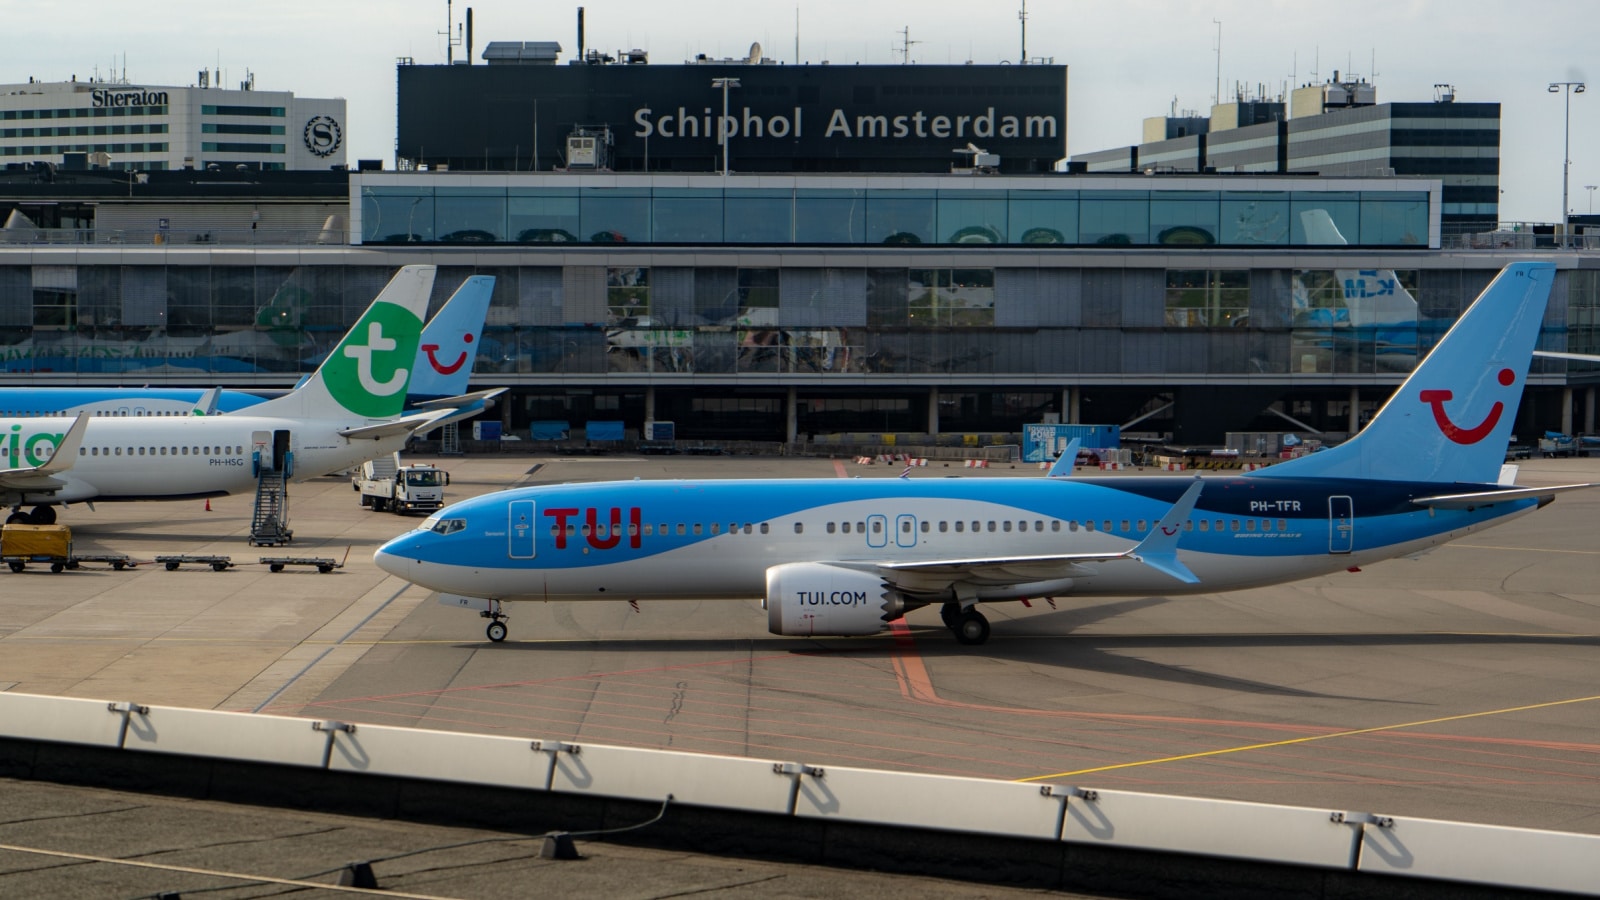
[440,421,463,455]
[249,468,293,547]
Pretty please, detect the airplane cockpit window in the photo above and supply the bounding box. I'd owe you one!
[418,514,465,535]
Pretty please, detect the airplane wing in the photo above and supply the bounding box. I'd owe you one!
[873,478,1205,592]
[1411,482,1600,509]
[0,413,89,491]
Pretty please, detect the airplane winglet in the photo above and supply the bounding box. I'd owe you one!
[1046,438,1081,477]
[1127,477,1203,584]
[192,387,221,416]
[37,413,89,477]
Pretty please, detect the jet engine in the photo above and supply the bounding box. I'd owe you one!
[765,562,918,636]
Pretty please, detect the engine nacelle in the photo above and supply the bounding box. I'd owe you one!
[765,562,906,636]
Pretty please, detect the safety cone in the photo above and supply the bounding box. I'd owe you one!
[205,498,211,511]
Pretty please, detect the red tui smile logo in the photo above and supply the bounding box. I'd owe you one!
[1418,368,1514,445]
[421,332,474,375]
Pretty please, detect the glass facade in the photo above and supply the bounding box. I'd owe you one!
[358,181,1432,249]
[5,260,1567,384]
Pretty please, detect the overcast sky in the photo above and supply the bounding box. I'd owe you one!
[5,0,1595,224]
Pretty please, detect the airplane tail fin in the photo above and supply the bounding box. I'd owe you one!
[408,275,495,401]
[246,265,436,421]
[1255,262,1555,484]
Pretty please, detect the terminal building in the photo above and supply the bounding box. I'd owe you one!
[0,74,347,179]
[0,50,1595,446]
[1070,76,1500,236]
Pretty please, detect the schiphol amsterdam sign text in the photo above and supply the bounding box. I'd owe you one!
[91,89,169,108]
[633,105,1058,142]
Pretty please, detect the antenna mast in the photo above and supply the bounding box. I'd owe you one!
[1019,0,1028,65]
[895,26,921,65]
[440,0,462,64]
[1212,19,1222,107]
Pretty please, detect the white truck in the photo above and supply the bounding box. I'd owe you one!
[354,453,450,514]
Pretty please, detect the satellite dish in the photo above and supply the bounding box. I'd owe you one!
[748,41,763,64]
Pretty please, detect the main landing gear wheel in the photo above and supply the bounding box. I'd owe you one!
[939,602,959,629]
[29,506,55,525]
[5,512,26,525]
[486,620,508,642]
[952,609,991,646]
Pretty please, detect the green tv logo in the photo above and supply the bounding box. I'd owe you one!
[323,302,423,417]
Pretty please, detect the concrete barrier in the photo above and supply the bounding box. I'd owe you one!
[1358,814,1600,895]
[121,705,327,768]
[326,721,554,790]
[1061,788,1360,869]
[4,690,1597,898]
[792,764,1064,840]
[549,743,793,815]
[0,692,128,748]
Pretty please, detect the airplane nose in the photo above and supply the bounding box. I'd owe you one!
[373,536,412,579]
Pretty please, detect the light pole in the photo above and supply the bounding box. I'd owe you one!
[1587,184,1598,214]
[1548,81,1586,246]
[711,77,741,177]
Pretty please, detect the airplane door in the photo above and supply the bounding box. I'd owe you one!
[273,430,291,473]
[1328,495,1354,554]
[509,500,536,559]
[895,514,918,548]
[866,514,888,548]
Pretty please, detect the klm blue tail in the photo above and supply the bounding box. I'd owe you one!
[1254,262,1556,484]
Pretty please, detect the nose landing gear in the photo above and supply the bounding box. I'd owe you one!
[480,599,510,642]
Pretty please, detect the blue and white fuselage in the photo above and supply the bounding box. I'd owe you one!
[383,474,1538,602]
[376,262,1595,646]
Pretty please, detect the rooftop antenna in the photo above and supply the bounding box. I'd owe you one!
[1019,0,1027,65]
[440,0,462,64]
[794,6,799,65]
[1212,20,1222,107]
[894,26,920,65]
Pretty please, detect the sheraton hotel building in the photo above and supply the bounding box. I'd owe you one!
[1,50,1597,444]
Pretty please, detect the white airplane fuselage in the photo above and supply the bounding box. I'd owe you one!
[1,415,407,505]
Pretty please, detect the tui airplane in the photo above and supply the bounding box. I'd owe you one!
[375,262,1596,645]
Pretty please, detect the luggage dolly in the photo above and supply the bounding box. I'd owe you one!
[259,547,350,574]
[71,553,138,571]
[155,554,235,572]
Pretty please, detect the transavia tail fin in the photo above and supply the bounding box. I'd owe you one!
[1255,262,1555,484]
[408,275,495,401]
[245,265,436,421]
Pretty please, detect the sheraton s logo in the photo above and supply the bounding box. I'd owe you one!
[303,115,342,157]
[1419,368,1515,445]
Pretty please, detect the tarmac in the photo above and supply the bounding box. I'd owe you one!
[2,452,1599,897]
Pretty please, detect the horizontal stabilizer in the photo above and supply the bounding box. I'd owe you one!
[1411,482,1600,509]
[338,409,457,441]
[409,387,509,409]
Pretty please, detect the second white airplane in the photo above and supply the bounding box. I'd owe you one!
[0,265,458,524]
